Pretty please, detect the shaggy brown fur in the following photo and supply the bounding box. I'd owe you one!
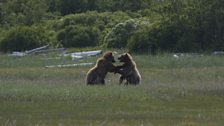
[115,53,141,85]
[86,51,116,85]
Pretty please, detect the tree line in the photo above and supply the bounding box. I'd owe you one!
[0,0,151,26]
[0,0,224,53]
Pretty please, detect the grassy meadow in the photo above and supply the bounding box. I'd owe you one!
[0,52,224,126]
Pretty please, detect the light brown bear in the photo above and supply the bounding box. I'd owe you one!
[115,53,141,85]
[86,51,116,85]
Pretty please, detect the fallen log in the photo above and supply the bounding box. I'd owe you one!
[9,52,27,57]
[25,45,49,54]
[45,62,94,68]
[33,48,65,54]
[212,51,224,56]
[9,45,65,57]
[64,50,102,60]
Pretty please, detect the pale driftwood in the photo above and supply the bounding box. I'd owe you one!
[42,57,62,60]
[33,48,65,54]
[45,62,94,68]
[64,50,102,60]
[71,50,102,57]
[212,51,224,56]
[9,52,27,57]
[173,53,203,59]
[25,45,49,54]
[9,45,65,57]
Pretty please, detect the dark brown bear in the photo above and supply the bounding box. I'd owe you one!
[115,53,141,85]
[86,51,116,85]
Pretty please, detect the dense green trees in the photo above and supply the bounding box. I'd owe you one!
[0,26,48,52]
[126,0,224,53]
[0,0,224,53]
[156,0,224,52]
[104,19,138,48]
[59,0,152,15]
[53,11,131,48]
[0,0,48,26]
[57,25,100,47]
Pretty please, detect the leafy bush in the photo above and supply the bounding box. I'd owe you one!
[127,17,213,53]
[54,11,131,30]
[54,11,131,48]
[1,0,48,26]
[104,19,140,48]
[127,19,199,53]
[0,26,49,52]
[57,25,100,48]
[154,0,224,52]
[1,0,224,53]
[127,22,159,54]
[59,0,152,15]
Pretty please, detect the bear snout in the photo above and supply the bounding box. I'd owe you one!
[118,57,124,62]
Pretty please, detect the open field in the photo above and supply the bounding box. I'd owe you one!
[0,53,224,126]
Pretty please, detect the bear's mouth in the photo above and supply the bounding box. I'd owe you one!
[117,57,122,62]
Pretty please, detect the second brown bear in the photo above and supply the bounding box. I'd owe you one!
[115,53,141,85]
[86,51,116,85]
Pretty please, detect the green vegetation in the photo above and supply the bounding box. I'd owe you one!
[1,0,224,125]
[0,0,224,53]
[0,26,49,52]
[0,53,224,125]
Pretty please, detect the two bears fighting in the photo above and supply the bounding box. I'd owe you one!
[86,51,141,85]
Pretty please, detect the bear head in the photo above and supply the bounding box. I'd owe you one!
[118,53,132,63]
[103,51,116,63]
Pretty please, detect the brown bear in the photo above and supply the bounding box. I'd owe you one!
[86,51,116,85]
[115,53,141,85]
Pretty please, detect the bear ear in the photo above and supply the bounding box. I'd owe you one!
[125,53,128,56]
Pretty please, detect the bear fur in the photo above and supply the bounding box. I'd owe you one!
[115,53,141,85]
[86,51,116,85]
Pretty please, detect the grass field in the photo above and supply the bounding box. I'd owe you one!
[0,53,224,126]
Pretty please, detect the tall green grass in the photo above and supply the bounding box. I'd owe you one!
[0,53,224,125]
[135,54,224,69]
